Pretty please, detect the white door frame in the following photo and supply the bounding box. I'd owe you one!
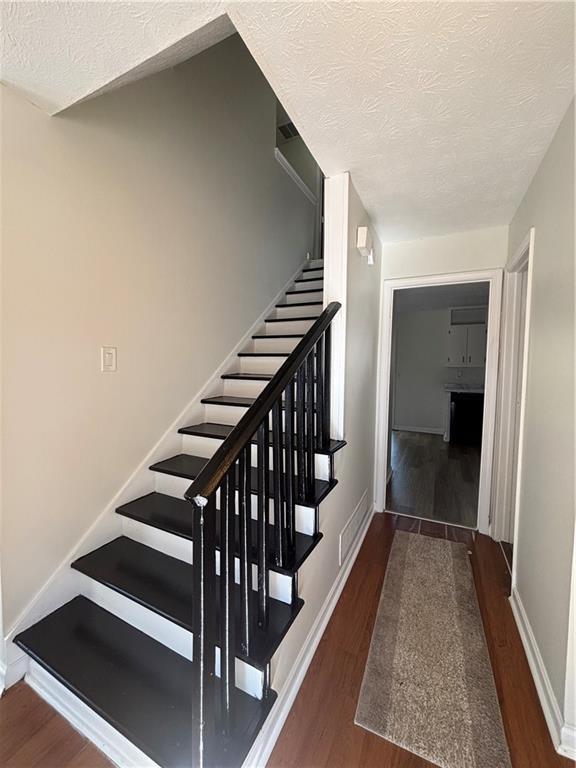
[491,230,535,558]
[374,269,503,535]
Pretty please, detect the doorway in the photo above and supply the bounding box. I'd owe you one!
[375,270,503,535]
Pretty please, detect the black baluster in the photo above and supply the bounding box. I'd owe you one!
[272,400,284,568]
[284,378,296,560]
[305,351,315,499]
[192,494,216,768]
[296,366,306,502]
[238,447,250,656]
[219,476,234,735]
[323,325,332,449]
[256,421,269,628]
[316,336,325,451]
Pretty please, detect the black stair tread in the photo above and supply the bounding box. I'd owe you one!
[71,538,303,669]
[179,422,347,456]
[252,333,305,339]
[151,451,210,475]
[275,301,323,308]
[294,277,323,283]
[116,492,322,576]
[221,372,273,381]
[14,596,274,768]
[265,316,318,323]
[237,352,290,358]
[150,453,337,507]
[302,266,323,272]
[201,395,256,407]
[285,289,323,295]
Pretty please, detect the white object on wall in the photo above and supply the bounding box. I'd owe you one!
[356,226,374,265]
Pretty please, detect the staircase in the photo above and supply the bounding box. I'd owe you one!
[14,260,343,768]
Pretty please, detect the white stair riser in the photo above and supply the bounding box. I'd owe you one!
[290,279,323,292]
[153,473,316,535]
[284,291,323,305]
[223,378,268,399]
[121,517,293,604]
[204,402,323,436]
[181,434,331,481]
[238,356,285,375]
[78,574,264,699]
[262,319,316,335]
[204,404,247,424]
[272,304,322,319]
[250,337,301,353]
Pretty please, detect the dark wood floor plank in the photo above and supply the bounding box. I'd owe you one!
[268,514,569,768]
[4,712,87,768]
[419,520,447,538]
[63,744,113,768]
[0,681,55,762]
[0,683,113,768]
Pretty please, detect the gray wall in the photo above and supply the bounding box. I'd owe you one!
[509,100,575,712]
[0,35,315,629]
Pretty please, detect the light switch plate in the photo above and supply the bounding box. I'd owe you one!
[101,346,117,372]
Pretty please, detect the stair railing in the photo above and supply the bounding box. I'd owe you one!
[187,301,341,767]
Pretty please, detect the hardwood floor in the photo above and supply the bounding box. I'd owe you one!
[1,515,567,768]
[268,513,570,768]
[387,429,480,528]
[0,682,112,768]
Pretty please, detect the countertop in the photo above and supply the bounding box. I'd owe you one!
[444,383,485,394]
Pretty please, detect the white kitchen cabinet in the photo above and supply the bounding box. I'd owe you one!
[446,325,468,366]
[466,324,487,366]
[446,322,487,367]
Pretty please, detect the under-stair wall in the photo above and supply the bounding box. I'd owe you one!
[0,34,315,651]
[243,177,383,765]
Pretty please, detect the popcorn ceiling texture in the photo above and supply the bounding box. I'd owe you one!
[1,1,574,240]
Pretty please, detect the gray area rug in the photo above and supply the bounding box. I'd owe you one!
[355,532,511,768]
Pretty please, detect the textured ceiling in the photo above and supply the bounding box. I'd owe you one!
[1,1,574,240]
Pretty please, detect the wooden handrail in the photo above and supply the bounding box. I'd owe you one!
[185,301,341,502]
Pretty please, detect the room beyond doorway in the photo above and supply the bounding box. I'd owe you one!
[374,270,503,535]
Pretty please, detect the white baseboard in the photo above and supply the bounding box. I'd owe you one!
[26,661,159,768]
[3,259,308,687]
[0,649,29,695]
[242,500,375,768]
[560,724,576,759]
[392,425,445,436]
[510,588,574,758]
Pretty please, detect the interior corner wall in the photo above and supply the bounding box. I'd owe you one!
[267,177,382,695]
[0,34,315,631]
[508,99,575,718]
